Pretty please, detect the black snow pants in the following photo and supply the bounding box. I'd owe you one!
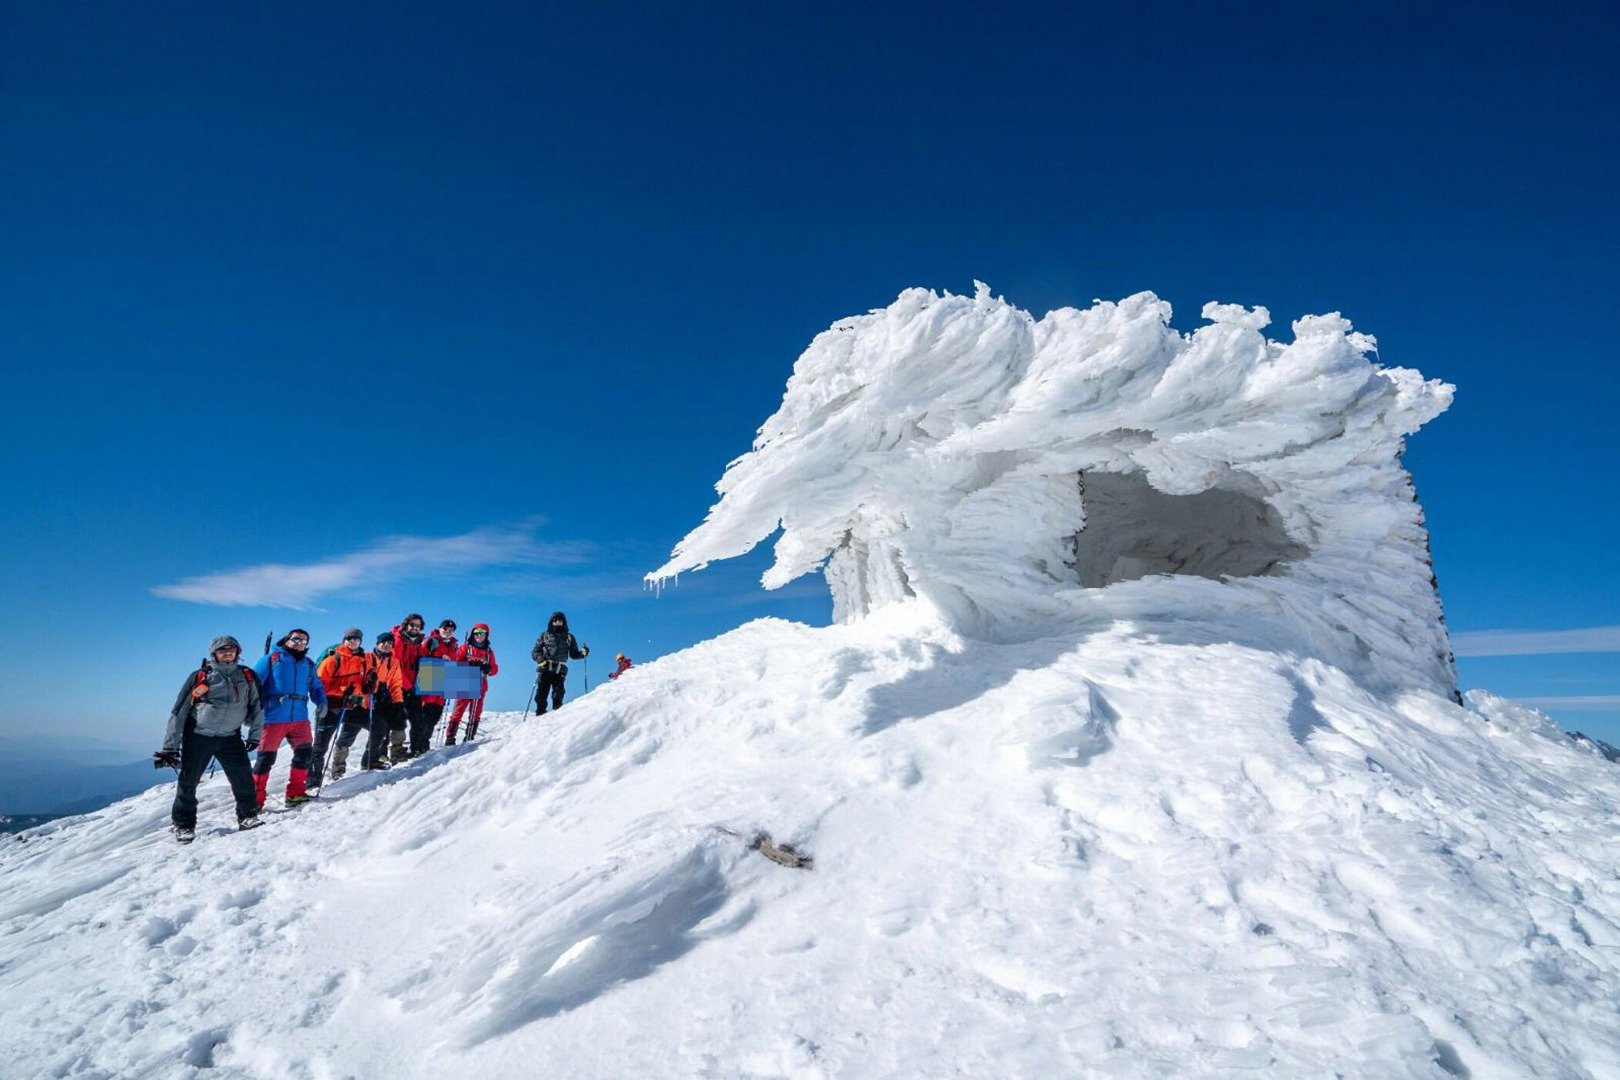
[537,667,568,713]
[409,695,442,756]
[311,705,365,786]
[400,691,427,757]
[364,699,400,767]
[172,729,258,828]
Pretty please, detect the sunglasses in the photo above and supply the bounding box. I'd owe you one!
[472,630,487,637]
[344,634,362,641]
[288,636,309,645]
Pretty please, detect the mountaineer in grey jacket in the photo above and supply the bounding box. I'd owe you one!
[156,635,265,842]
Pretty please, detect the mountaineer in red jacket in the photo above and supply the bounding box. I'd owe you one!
[418,619,459,752]
[390,613,429,764]
[445,622,498,745]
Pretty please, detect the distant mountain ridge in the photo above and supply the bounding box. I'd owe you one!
[0,746,158,817]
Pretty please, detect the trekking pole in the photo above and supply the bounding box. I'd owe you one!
[522,676,538,722]
[320,715,340,788]
[582,655,589,693]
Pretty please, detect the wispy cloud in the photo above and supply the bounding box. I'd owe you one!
[152,522,590,609]
[1515,696,1620,711]
[1452,625,1620,657]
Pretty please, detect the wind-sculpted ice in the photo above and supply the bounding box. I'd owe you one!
[651,284,1457,697]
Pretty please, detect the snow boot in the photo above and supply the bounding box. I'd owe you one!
[387,730,407,764]
[284,793,313,807]
[331,745,348,781]
[238,814,263,831]
[173,825,196,844]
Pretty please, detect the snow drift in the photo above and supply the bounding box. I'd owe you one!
[4,286,1619,1079]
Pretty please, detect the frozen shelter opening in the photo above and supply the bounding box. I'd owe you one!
[1072,471,1307,588]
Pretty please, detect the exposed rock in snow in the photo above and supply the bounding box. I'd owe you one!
[651,285,1457,699]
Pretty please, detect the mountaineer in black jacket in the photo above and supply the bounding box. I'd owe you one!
[530,611,588,714]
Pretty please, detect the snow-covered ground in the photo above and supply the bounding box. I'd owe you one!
[2,605,1618,1077]
[6,286,1618,1077]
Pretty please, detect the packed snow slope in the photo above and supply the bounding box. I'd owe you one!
[2,609,1619,1078]
[5,286,1619,1078]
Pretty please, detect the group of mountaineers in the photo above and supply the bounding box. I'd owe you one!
[156,610,632,843]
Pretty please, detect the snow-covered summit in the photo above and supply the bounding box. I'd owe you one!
[652,285,1456,698]
[3,608,1619,1077]
[5,286,1618,1078]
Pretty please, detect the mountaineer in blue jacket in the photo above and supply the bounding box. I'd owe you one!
[251,629,328,808]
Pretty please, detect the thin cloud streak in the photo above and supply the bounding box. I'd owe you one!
[1516,696,1620,711]
[152,523,590,609]
[1452,625,1620,657]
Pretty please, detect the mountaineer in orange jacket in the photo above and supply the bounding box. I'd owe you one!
[310,628,369,788]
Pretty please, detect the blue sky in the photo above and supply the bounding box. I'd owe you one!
[2,3,1615,754]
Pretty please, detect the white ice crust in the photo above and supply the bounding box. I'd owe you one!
[651,284,1457,697]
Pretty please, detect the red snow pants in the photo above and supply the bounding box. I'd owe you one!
[445,694,485,742]
[252,720,314,806]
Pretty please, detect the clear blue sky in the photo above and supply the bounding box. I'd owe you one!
[2,3,1616,753]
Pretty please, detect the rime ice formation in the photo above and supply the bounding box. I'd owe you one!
[651,285,1457,698]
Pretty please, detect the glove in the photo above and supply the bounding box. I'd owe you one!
[244,739,260,753]
[361,671,378,693]
[479,660,492,674]
[343,692,362,710]
[581,645,590,657]
[536,660,551,673]
[153,749,180,769]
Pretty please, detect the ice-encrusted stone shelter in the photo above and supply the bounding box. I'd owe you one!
[652,284,1457,699]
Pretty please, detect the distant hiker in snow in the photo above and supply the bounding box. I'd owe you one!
[391,613,430,763]
[417,618,459,752]
[311,628,369,788]
[340,632,404,775]
[445,622,498,745]
[251,629,328,808]
[531,611,588,714]
[610,653,633,680]
[158,635,264,842]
